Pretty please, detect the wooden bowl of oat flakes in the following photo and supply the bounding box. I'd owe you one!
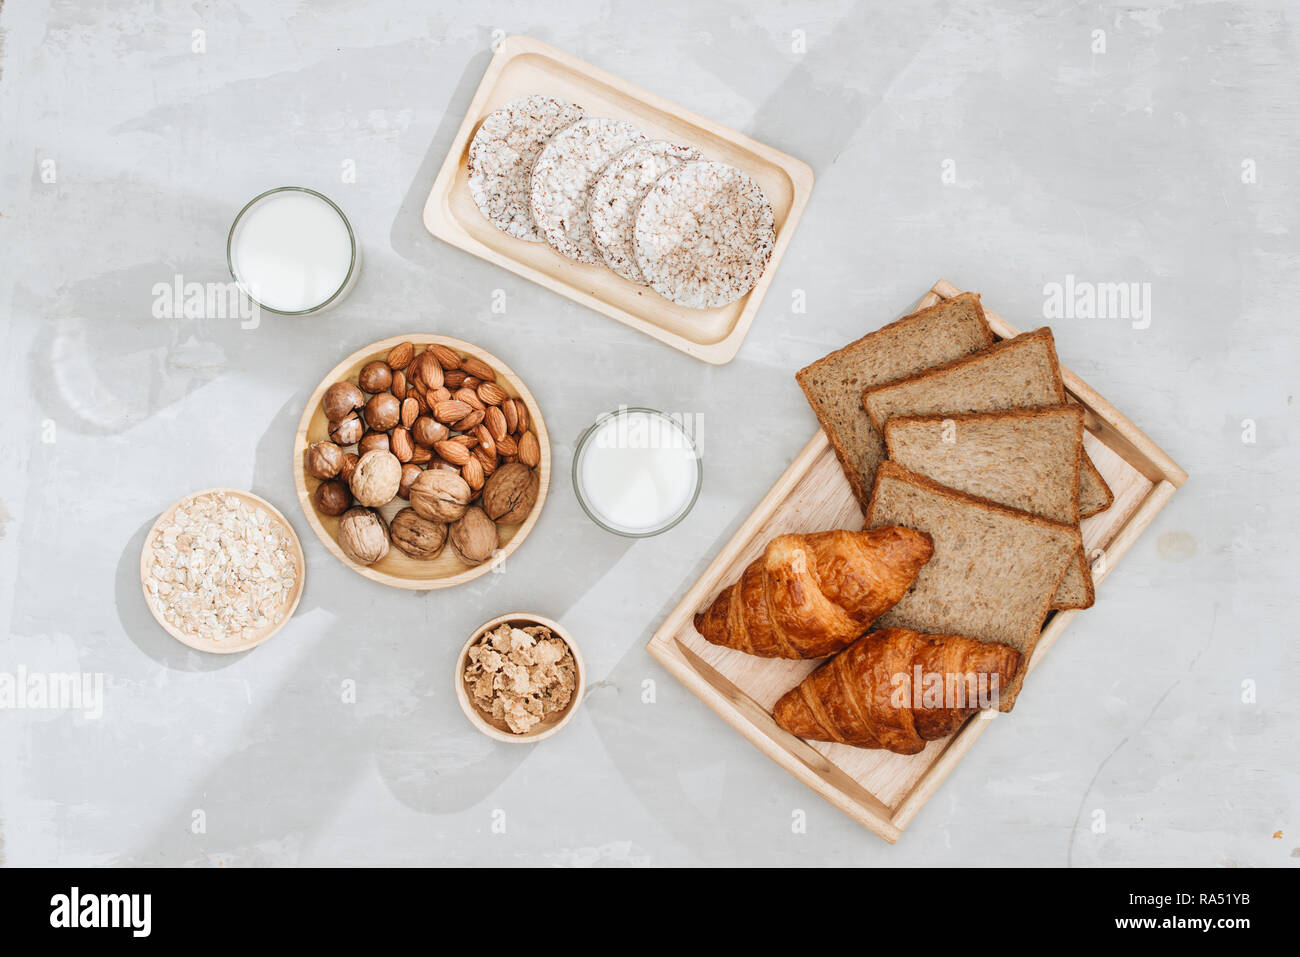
[456,613,584,743]
[140,488,305,654]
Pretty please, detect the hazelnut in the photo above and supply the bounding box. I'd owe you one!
[397,462,422,499]
[412,416,449,448]
[323,381,365,421]
[336,451,358,481]
[482,462,539,525]
[364,392,401,432]
[350,449,402,507]
[329,412,363,447]
[337,507,389,565]
[391,426,414,463]
[358,360,393,394]
[313,478,352,516]
[408,469,471,523]
[449,506,498,566]
[389,507,448,560]
[306,441,344,480]
[359,431,390,455]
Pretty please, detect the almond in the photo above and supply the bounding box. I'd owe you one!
[473,445,498,476]
[517,431,541,468]
[391,370,407,400]
[460,356,496,382]
[495,434,518,457]
[410,445,433,464]
[513,399,530,434]
[451,432,479,449]
[410,387,429,416]
[455,387,485,412]
[461,455,484,491]
[429,344,461,370]
[475,424,496,458]
[415,352,445,390]
[432,387,452,404]
[401,397,418,429]
[477,382,508,406]
[391,427,414,463]
[502,399,519,434]
[433,399,471,424]
[452,409,485,432]
[442,369,466,390]
[433,440,470,466]
[462,376,482,391]
[485,406,508,442]
[387,341,414,370]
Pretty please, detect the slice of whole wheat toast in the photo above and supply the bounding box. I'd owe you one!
[861,328,1113,519]
[883,406,1095,609]
[864,462,1081,711]
[796,292,995,509]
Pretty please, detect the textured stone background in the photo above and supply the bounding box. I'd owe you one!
[0,0,1296,866]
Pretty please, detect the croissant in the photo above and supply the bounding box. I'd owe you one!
[773,628,1021,753]
[693,528,933,658]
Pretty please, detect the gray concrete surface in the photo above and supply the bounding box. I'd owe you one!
[1,0,1297,867]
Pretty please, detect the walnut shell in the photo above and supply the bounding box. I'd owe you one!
[408,469,471,523]
[389,508,448,560]
[449,506,498,566]
[482,462,539,525]
[306,441,344,480]
[323,381,365,421]
[337,507,389,565]
[349,450,402,507]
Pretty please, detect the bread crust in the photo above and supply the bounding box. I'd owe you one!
[795,292,995,506]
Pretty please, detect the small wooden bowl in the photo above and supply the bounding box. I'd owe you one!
[455,613,585,744]
[293,335,551,590]
[140,488,306,654]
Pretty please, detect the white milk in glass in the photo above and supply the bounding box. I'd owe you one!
[229,188,356,314]
[576,409,701,536]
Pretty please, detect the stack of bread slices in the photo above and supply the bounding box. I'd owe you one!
[797,293,1112,708]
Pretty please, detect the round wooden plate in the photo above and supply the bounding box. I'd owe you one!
[293,335,551,589]
[140,488,306,654]
[454,613,585,743]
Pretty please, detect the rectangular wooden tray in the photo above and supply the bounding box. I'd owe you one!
[423,35,814,365]
[646,279,1188,842]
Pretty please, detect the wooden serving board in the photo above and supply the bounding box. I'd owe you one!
[646,279,1188,842]
[423,35,814,365]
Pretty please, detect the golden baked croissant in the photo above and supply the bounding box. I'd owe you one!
[773,627,1021,753]
[693,528,933,658]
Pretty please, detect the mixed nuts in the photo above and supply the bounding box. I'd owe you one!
[306,341,543,568]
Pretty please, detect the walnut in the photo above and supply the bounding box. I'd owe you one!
[337,507,389,565]
[449,506,498,565]
[389,508,448,560]
[322,381,364,421]
[408,469,471,523]
[305,441,344,480]
[349,450,402,507]
[482,463,539,525]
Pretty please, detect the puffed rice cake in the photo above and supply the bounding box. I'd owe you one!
[633,160,775,309]
[467,94,586,241]
[588,140,703,284]
[530,117,647,264]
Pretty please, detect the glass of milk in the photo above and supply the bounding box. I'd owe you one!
[573,407,703,537]
[227,186,358,315]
